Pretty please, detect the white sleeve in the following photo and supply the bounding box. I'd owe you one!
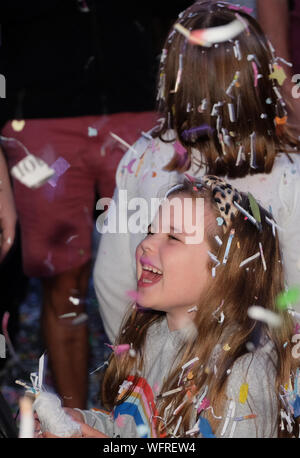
[276,157,300,312]
[93,136,150,343]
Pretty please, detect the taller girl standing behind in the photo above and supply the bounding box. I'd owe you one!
[94,1,300,345]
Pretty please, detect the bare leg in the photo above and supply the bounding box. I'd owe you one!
[41,261,91,409]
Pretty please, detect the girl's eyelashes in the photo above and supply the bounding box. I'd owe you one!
[168,234,180,241]
[147,227,154,236]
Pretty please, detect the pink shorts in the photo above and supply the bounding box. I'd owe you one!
[1,112,158,277]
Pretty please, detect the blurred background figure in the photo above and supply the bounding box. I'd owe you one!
[257,0,300,134]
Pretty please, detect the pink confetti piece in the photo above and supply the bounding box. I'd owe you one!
[115,414,125,428]
[105,344,131,355]
[48,157,70,187]
[126,290,140,302]
[122,158,136,174]
[252,61,259,87]
[198,397,210,413]
[228,4,253,15]
[153,382,160,394]
[174,141,187,156]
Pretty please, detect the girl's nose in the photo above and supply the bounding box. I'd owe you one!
[139,232,158,253]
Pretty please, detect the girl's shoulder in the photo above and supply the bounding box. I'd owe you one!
[230,337,277,385]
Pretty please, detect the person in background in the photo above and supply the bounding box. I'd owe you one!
[257,0,300,133]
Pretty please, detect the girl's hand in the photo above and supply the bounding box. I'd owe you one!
[42,423,108,438]
[33,408,86,438]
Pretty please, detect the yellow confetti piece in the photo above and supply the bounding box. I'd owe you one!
[269,64,287,86]
[239,383,249,404]
[11,119,25,132]
[187,371,194,380]
[223,343,231,351]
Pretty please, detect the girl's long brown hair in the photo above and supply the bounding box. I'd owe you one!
[152,1,299,178]
[101,180,299,437]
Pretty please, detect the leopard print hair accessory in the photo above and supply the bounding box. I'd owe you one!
[202,175,242,232]
[166,174,243,232]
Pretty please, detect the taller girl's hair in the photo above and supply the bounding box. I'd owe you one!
[152,1,299,178]
[101,177,299,438]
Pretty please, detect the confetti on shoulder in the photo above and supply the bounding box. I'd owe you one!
[110,132,139,155]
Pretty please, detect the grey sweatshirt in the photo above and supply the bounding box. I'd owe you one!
[78,318,278,438]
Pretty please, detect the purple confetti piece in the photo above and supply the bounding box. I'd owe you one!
[182,125,215,141]
[48,157,70,187]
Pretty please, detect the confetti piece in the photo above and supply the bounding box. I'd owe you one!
[65,235,79,244]
[173,400,187,416]
[115,414,125,428]
[174,19,246,48]
[172,54,183,93]
[59,312,77,319]
[126,290,140,302]
[216,217,224,226]
[215,235,223,246]
[122,158,136,174]
[110,132,138,155]
[105,343,131,355]
[276,287,300,310]
[269,64,287,86]
[233,39,242,60]
[251,61,259,87]
[223,343,231,351]
[248,193,261,224]
[89,360,109,375]
[247,305,282,327]
[48,157,70,187]
[223,229,235,264]
[71,313,88,326]
[239,383,249,404]
[233,414,257,422]
[88,127,98,137]
[235,144,245,166]
[173,140,187,156]
[182,125,214,141]
[173,416,182,436]
[161,387,183,398]
[234,201,260,229]
[228,103,236,122]
[11,119,25,132]
[258,242,267,271]
[135,151,146,177]
[250,131,257,169]
[226,71,240,97]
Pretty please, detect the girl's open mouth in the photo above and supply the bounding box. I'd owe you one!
[138,264,163,288]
